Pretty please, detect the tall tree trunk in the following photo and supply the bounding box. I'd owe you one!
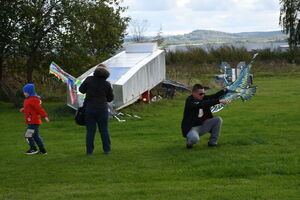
[26,65,33,83]
[0,57,3,81]
[26,52,36,83]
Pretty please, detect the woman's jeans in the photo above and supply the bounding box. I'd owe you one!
[85,108,111,154]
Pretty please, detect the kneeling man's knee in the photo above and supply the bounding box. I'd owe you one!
[187,132,200,144]
[215,116,222,124]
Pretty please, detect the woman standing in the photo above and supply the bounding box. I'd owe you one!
[79,64,114,155]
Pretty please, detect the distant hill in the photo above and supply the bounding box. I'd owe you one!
[163,30,287,45]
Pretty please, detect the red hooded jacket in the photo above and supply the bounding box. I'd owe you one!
[23,96,47,124]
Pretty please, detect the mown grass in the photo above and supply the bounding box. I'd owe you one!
[0,71,300,200]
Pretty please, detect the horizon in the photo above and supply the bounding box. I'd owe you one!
[125,29,284,37]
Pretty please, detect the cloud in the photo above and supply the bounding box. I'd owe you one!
[186,0,234,11]
[122,0,281,35]
[123,0,174,11]
[186,0,279,11]
[254,0,280,11]
[176,0,191,8]
[232,0,279,11]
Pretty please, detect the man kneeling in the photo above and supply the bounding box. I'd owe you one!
[181,84,228,148]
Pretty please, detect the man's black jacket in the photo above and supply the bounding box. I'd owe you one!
[79,72,114,109]
[181,90,226,138]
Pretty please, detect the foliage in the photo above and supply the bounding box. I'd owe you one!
[166,45,300,66]
[52,0,130,76]
[0,72,300,199]
[166,46,251,65]
[0,0,129,82]
[0,0,20,80]
[16,0,70,83]
[279,0,300,48]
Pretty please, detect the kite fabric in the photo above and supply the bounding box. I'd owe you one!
[210,53,258,113]
[49,62,82,104]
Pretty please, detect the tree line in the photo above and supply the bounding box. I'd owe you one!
[0,0,129,84]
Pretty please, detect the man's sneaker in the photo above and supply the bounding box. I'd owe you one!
[186,143,193,149]
[25,149,38,155]
[104,151,111,154]
[208,142,218,147]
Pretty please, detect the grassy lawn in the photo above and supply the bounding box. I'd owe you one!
[0,72,299,200]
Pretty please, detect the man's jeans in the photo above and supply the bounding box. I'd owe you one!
[85,108,111,154]
[25,124,45,150]
[187,117,223,145]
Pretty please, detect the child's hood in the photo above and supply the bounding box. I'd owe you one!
[23,84,40,98]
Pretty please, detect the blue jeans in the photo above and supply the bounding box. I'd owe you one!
[25,124,45,150]
[85,108,111,154]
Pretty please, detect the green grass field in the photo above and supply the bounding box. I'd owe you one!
[0,72,300,200]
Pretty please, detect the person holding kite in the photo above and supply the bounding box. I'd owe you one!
[181,84,228,149]
[79,64,114,155]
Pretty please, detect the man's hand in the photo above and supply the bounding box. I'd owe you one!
[45,117,50,122]
[219,99,228,104]
[19,108,24,112]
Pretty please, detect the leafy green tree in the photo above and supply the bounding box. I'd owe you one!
[16,0,71,83]
[0,0,20,80]
[279,0,300,48]
[54,0,129,76]
[1,0,129,83]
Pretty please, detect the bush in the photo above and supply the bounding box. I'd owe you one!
[166,45,300,65]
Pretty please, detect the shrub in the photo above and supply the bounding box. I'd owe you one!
[166,45,300,65]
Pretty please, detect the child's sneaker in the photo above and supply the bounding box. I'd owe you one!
[208,142,218,147]
[38,149,47,155]
[25,148,38,155]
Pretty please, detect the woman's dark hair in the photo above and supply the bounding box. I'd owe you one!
[94,64,110,79]
[192,84,203,92]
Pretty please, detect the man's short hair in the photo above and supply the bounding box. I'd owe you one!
[192,84,203,92]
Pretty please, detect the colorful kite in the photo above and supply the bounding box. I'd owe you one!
[211,53,258,113]
[49,62,82,104]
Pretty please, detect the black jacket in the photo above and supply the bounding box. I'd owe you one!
[79,72,114,109]
[181,90,226,137]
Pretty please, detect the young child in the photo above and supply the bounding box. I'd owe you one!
[20,83,50,155]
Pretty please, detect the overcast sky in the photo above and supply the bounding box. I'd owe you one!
[121,0,281,35]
